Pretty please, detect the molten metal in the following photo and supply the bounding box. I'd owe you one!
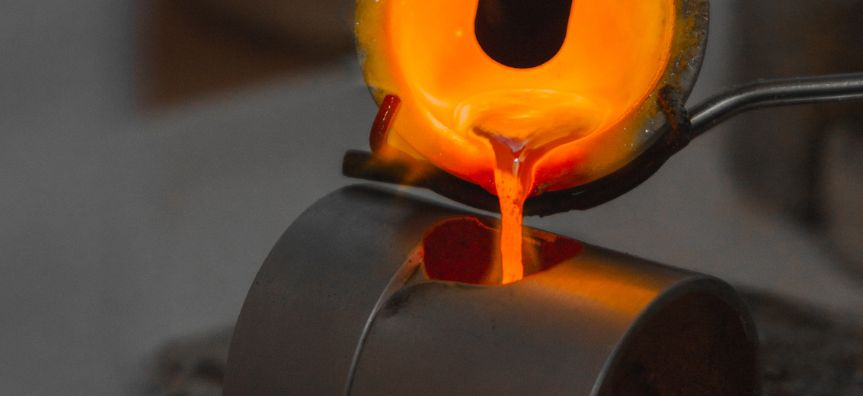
[357,0,679,283]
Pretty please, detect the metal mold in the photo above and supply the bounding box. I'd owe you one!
[224,185,758,395]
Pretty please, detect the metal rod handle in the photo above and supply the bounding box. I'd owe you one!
[689,72,863,137]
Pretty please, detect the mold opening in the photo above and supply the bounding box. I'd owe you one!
[599,292,759,396]
[420,216,582,285]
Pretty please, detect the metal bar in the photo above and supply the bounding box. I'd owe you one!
[689,73,863,137]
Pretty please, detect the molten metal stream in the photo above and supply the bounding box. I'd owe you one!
[488,140,529,283]
[467,93,601,283]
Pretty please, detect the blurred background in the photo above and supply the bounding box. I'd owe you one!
[0,0,861,395]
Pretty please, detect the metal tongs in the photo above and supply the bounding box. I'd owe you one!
[343,73,863,216]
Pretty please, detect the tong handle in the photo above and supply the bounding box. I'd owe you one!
[689,72,863,137]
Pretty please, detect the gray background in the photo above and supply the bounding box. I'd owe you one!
[1,1,862,394]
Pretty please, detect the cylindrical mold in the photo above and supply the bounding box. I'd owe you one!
[225,185,758,395]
